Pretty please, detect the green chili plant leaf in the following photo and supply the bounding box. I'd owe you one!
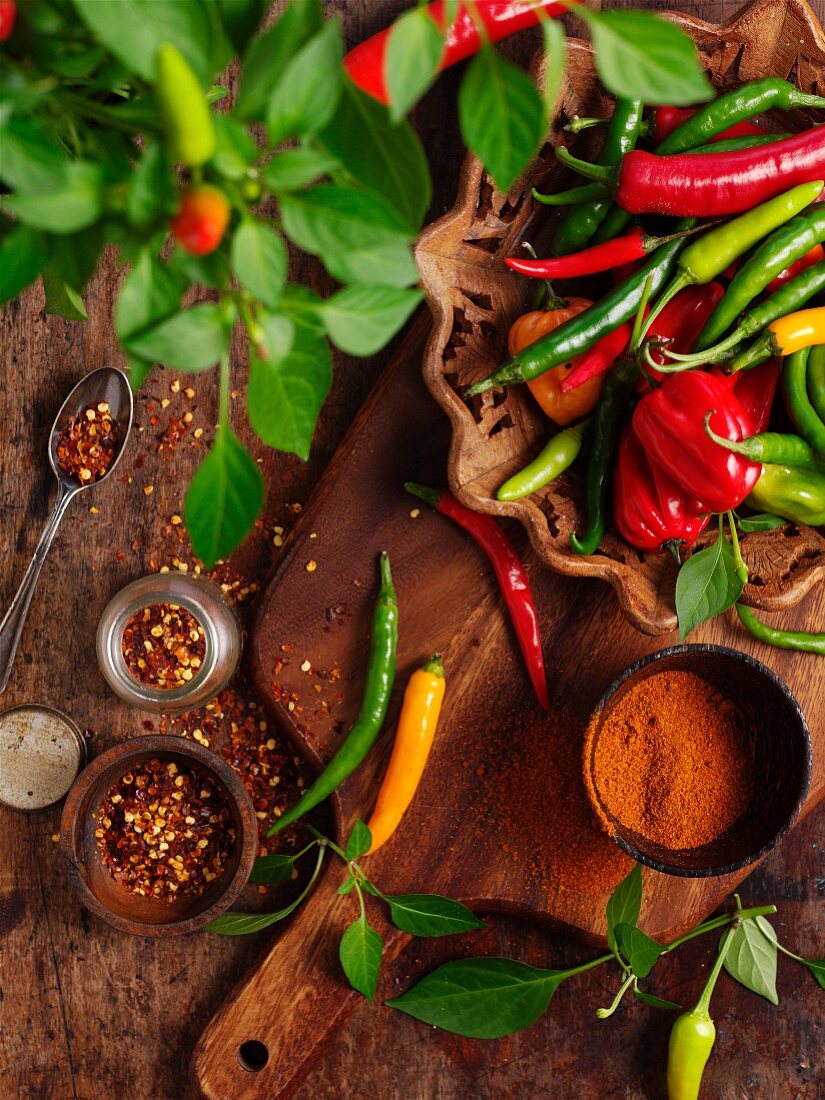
[206,845,325,934]
[185,426,264,569]
[339,914,383,1000]
[249,852,300,885]
[338,875,357,895]
[540,18,566,122]
[262,148,341,193]
[41,270,87,322]
[212,115,258,181]
[577,8,712,106]
[0,116,68,191]
[676,525,744,639]
[127,141,173,228]
[216,0,268,54]
[237,0,323,120]
[458,47,545,193]
[724,915,779,1004]
[266,17,343,144]
[736,513,787,532]
[385,5,445,122]
[125,303,230,372]
[6,162,104,234]
[633,987,681,1011]
[387,958,567,1038]
[798,958,825,990]
[115,250,187,386]
[614,923,665,979]
[605,863,643,956]
[319,286,422,356]
[0,226,48,305]
[385,894,486,938]
[345,820,372,861]
[231,221,287,309]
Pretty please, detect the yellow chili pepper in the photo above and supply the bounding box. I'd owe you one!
[366,654,445,855]
[730,306,825,371]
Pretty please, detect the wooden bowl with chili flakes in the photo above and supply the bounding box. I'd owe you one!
[60,736,257,936]
[417,0,825,635]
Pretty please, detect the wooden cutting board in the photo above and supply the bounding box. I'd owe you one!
[191,314,824,1100]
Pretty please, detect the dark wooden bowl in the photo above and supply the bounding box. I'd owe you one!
[584,645,812,877]
[60,736,257,936]
[417,0,825,635]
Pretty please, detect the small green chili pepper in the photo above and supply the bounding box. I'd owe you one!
[808,343,825,423]
[696,204,825,352]
[155,44,216,167]
[497,418,590,501]
[269,552,398,834]
[685,132,792,155]
[571,360,636,556]
[736,603,825,655]
[704,411,824,470]
[746,462,825,526]
[783,347,825,458]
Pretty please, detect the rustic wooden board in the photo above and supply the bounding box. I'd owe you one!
[192,314,824,1100]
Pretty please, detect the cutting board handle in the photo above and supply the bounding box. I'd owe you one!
[191,865,406,1100]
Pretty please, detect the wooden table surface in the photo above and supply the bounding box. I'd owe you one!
[1,3,823,1098]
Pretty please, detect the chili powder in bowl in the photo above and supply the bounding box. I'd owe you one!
[583,645,811,877]
[60,736,256,935]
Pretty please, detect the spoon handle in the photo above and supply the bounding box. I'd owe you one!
[0,483,76,695]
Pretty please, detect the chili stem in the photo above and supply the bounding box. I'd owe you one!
[726,510,750,585]
[695,927,735,1014]
[532,183,609,206]
[662,904,778,953]
[218,354,230,431]
[596,971,636,1019]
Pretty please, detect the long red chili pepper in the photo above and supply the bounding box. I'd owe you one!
[766,243,824,291]
[344,0,574,105]
[558,129,825,216]
[405,482,550,711]
[560,321,634,393]
[652,105,764,146]
[505,226,699,281]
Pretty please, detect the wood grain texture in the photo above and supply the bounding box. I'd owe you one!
[0,2,823,1100]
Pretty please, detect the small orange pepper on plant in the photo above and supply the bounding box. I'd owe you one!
[172,185,231,256]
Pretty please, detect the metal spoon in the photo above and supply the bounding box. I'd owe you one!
[0,367,134,694]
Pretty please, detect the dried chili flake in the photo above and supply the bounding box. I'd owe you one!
[95,757,235,901]
[121,603,206,690]
[55,401,118,484]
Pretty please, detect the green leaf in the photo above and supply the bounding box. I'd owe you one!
[261,148,341,193]
[339,915,383,1000]
[540,18,566,122]
[125,303,230,373]
[799,957,825,990]
[606,864,643,955]
[614,923,664,979]
[318,77,431,231]
[345,820,372,861]
[216,0,268,54]
[583,10,712,107]
[676,527,744,639]
[231,221,287,309]
[70,0,230,85]
[237,0,323,120]
[115,250,185,343]
[249,852,298,885]
[338,875,357,895]
[247,311,332,459]
[185,426,265,568]
[385,6,444,122]
[0,226,48,304]
[736,512,787,532]
[5,162,104,234]
[127,141,173,228]
[265,17,343,144]
[458,47,544,193]
[319,285,422,356]
[633,987,681,1011]
[41,227,104,321]
[386,894,486,938]
[280,185,417,289]
[387,958,564,1038]
[0,116,68,191]
[168,245,232,291]
[212,115,258,181]
[723,915,779,1004]
[42,271,87,322]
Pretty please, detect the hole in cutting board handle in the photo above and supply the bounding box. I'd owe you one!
[238,1039,269,1072]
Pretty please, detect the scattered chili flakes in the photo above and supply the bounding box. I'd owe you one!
[55,401,118,484]
[95,757,235,901]
[121,603,206,690]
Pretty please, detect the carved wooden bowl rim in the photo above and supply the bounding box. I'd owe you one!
[417,0,825,635]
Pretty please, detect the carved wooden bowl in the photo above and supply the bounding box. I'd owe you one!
[417,0,825,635]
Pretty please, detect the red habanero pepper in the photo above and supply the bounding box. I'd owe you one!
[505,225,699,281]
[0,0,14,40]
[766,243,824,291]
[638,282,725,390]
[405,483,550,711]
[652,105,764,146]
[633,371,761,513]
[730,358,780,432]
[557,129,825,216]
[344,0,575,105]
[613,423,710,553]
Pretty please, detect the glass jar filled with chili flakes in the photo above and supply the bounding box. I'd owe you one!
[96,574,241,713]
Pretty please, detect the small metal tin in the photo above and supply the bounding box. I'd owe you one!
[0,704,87,811]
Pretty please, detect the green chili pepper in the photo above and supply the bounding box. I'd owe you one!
[641,182,824,340]
[532,183,608,207]
[155,44,216,167]
[667,927,736,1100]
[551,99,643,255]
[746,462,825,526]
[571,359,636,556]
[685,132,792,155]
[465,220,696,396]
[696,204,825,352]
[783,347,825,458]
[704,412,824,469]
[808,343,825,423]
[269,552,398,835]
[736,603,825,655]
[497,418,590,501]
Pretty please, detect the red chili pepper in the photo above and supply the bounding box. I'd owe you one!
[405,482,549,711]
[633,371,762,513]
[0,0,15,41]
[344,0,574,105]
[171,185,230,256]
[652,105,765,146]
[613,422,710,552]
[558,129,825,216]
[730,358,780,433]
[639,281,725,389]
[505,226,698,281]
[766,243,824,291]
[560,321,634,393]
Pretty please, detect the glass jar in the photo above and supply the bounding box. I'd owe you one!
[96,574,242,713]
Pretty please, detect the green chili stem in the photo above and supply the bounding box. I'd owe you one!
[218,354,230,431]
[562,953,614,978]
[596,971,636,1019]
[695,928,736,1015]
[555,146,615,185]
[532,183,609,206]
[727,510,750,585]
[662,904,778,953]
[630,275,655,355]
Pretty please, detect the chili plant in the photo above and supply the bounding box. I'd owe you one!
[0,0,711,565]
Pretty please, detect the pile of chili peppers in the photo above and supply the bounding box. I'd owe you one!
[462,76,825,655]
